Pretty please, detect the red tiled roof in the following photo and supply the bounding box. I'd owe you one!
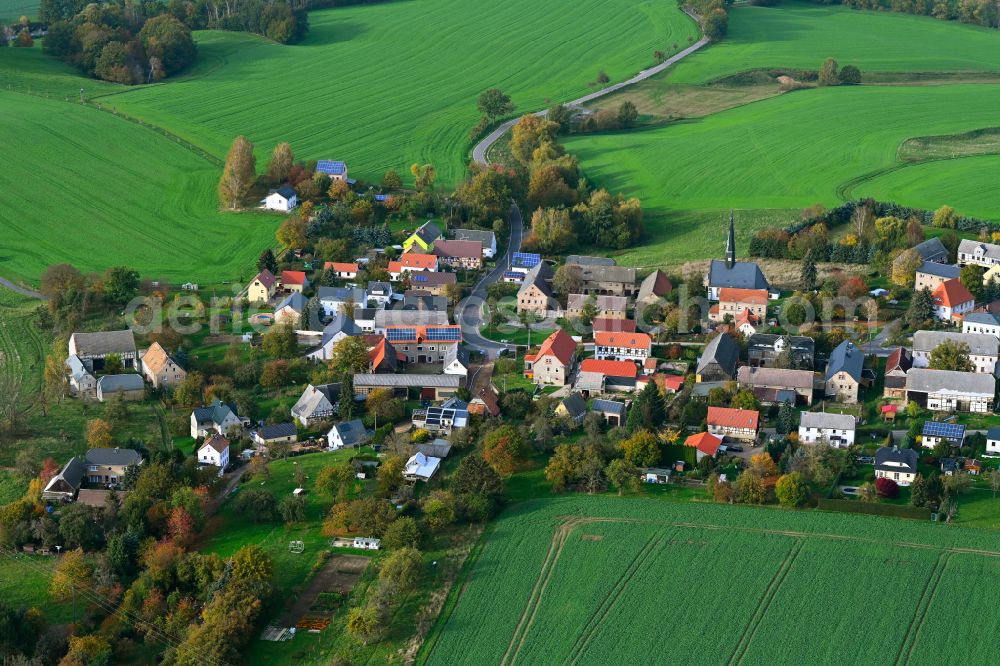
[592,318,637,333]
[684,431,722,456]
[580,358,638,378]
[282,270,307,286]
[472,386,501,417]
[885,347,912,373]
[719,288,768,306]
[707,406,760,431]
[659,374,685,391]
[532,329,577,366]
[324,262,359,273]
[594,331,652,351]
[253,269,276,288]
[933,279,974,309]
[383,325,461,344]
[735,308,759,326]
[399,253,438,270]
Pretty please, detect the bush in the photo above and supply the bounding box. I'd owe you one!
[235,488,278,523]
[875,477,900,499]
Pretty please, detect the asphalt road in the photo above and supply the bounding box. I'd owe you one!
[458,201,523,357]
[0,276,44,300]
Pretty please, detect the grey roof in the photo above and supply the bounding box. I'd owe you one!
[356,307,378,321]
[86,447,142,467]
[964,312,1000,327]
[414,221,442,244]
[275,292,307,313]
[874,446,918,473]
[914,238,948,262]
[193,400,238,426]
[566,294,627,312]
[375,308,449,329]
[70,330,136,357]
[707,259,769,291]
[517,261,554,299]
[334,419,371,447]
[748,334,815,356]
[353,373,462,388]
[367,281,392,296]
[913,331,999,357]
[453,228,495,247]
[97,374,144,392]
[402,291,448,311]
[414,439,452,458]
[591,399,625,417]
[443,344,468,368]
[258,422,297,440]
[47,456,85,492]
[959,239,1000,261]
[636,270,671,304]
[66,355,93,382]
[274,184,297,199]
[317,286,367,303]
[292,383,340,419]
[697,334,740,377]
[987,427,1000,441]
[825,341,863,382]
[799,411,855,431]
[573,264,636,285]
[737,366,815,390]
[916,261,960,280]
[560,393,587,419]
[566,255,616,266]
[906,368,996,396]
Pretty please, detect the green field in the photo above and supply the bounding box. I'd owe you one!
[0,0,37,20]
[94,0,698,186]
[424,497,1000,665]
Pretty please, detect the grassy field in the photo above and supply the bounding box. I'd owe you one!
[0,553,84,624]
[0,289,44,404]
[0,0,37,20]
[423,496,1000,665]
[92,0,698,186]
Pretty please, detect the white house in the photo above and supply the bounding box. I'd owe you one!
[874,446,918,487]
[963,312,1000,338]
[304,315,363,362]
[986,427,1000,456]
[66,354,98,398]
[594,332,652,363]
[912,331,998,375]
[198,434,230,476]
[317,286,367,318]
[454,228,497,259]
[403,452,440,482]
[190,400,243,438]
[316,160,348,182]
[932,279,974,322]
[442,345,469,377]
[262,185,299,212]
[957,239,1000,268]
[352,537,380,550]
[323,262,359,279]
[327,419,371,450]
[366,282,393,307]
[798,412,856,448]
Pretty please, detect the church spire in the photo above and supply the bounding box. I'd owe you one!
[725,210,736,269]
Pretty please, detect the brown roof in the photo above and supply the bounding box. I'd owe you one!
[592,318,637,333]
[141,342,174,375]
[526,329,576,366]
[202,434,230,454]
[473,386,501,417]
[595,332,652,351]
[433,239,482,259]
[885,347,912,374]
[76,489,126,507]
[719,288,768,306]
[253,269,276,289]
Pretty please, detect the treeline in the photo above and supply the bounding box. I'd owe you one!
[822,0,999,29]
[685,0,728,41]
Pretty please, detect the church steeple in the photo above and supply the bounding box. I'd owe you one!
[725,210,736,269]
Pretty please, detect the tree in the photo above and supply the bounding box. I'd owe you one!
[380,546,422,593]
[943,472,973,496]
[960,264,985,300]
[382,170,403,188]
[346,606,381,645]
[422,490,457,530]
[279,495,307,523]
[410,163,437,190]
[605,458,639,495]
[137,14,196,76]
[330,336,370,375]
[875,477,900,499]
[910,473,928,507]
[262,321,298,358]
[617,101,638,128]
[775,472,808,507]
[932,205,958,229]
[529,207,576,252]
[545,443,591,492]
[451,454,504,498]
[750,452,778,478]
[315,464,354,498]
[257,248,277,274]
[620,430,660,467]
[167,505,196,546]
[376,455,406,498]
[892,248,922,287]
[552,264,582,295]
[736,471,766,504]
[234,488,277,523]
[61,634,112,666]
[906,288,935,328]
[218,136,256,209]
[838,64,862,84]
[776,401,796,435]
[382,516,421,549]
[731,389,759,412]
[276,216,307,250]
[477,88,515,123]
[266,142,294,184]
[928,340,974,372]
[990,468,1000,499]
[510,115,561,165]
[818,57,839,86]
[86,418,113,448]
[483,425,529,476]
[857,481,879,502]
[800,249,817,291]
[104,266,139,304]
[50,548,91,602]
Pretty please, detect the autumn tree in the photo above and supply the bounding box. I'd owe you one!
[347,606,381,645]
[266,142,294,184]
[749,452,778,478]
[376,455,406,498]
[552,263,582,295]
[620,430,661,467]
[932,205,958,229]
[929,340,974,372]
[218,135,256,209]
[510,114,561,165]
[276,215,307,250]
[382,170,402,188]
[605,458,640,495]
[50,548,92,602]
[529,207,576,253]
[891,248,923,287]
[330,336,370,374]
[86,418,113,448]
[818,57,839,86]
[775,472,808,507]
[410,163,437,190]
[736,471,766,504]
[483,425,529,476]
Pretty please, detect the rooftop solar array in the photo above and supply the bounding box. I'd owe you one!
[512,252,541,268]
[316,160,346,175]
[386,327,418,342]
[922,421,966,439]
[425,327,461,341]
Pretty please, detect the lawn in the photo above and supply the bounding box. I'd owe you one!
[91,0,698,187]
[0,553,85,624]
[0,87,282,288]
[422,496,1000,665]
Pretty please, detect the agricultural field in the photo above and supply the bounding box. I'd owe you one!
[422,497,1000,665]
[0,289,44,406]
[0,0,37,21]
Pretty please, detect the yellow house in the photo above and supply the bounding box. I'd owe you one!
[984,264,1000,286]
[403,221,442,253]
[248,269,277,304]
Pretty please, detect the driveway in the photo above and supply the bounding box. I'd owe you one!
[458,201,523,357]
[861,319,899,357]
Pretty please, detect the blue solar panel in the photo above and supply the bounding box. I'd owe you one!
[426,327,461,341]
[414,274,428,282]
[922,421,965,438]
[386,327,417,341]
[512,252,540,268]
[317,160,346,175]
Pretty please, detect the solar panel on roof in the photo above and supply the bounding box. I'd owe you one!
[426,327,461,341]
[414,275,427,282]
[922,421,965,438]
[386,327,417,341]
[512,252,540,268]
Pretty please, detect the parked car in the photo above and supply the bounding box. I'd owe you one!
[728,445,744,453]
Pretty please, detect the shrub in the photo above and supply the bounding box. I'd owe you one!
[875,477,899,499]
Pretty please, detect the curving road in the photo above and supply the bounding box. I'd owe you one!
[0,276,44,300]
[472,13,709,165]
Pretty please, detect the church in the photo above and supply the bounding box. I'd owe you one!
[705,212,773,301]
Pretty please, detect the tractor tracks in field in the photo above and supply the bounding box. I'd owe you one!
[894,551,951,666]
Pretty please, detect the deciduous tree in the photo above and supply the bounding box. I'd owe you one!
[266,142,294,184]
[477,88,514,123]
[620,430,660,467]
[605,458,639,495]
[775,472,808,507]
[929,340,974,372]
[818,57,839,86]
[218,136,256,209]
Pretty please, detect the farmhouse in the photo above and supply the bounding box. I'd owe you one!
[524,329,577,386]
[403,221,442,253]
[141,342,186,389]
[591,399,626,427]
[736,366,815,405]
[576,358,638,395]
[592,317,636,333]
[684,431,723,461]
[305,315,363,362]
[96,374,145,402]
[883,347,913,400]
[43,448,144,501]
[327,419,372,450]
[875,446,918,486]
[570,263,637,297]
[316,160,348,181]
[317,286,367,317]
[798,412,856,448]
[912,331,998,374]
[453,228,497,258]
[248,269,278,304]
[963,311,1000,337]
[555,393,588,427]
[434,239,483,269]
[594,331,651,363]
[197,435,230,475]
[914,261,961,291]
[747,334,814,369]
[190,399,243,438]
[709,288,768,323]
[470,385,501,418]
[42,457,86,502]
[253,422,297,448]
[291,383,340,426]
[352,373,462,400]
[566,294,628,320]
[932,279,974,322]
[696,334,739,383]
[324,262,360,279]
[921,421,966,449]
[262,184,298,212]
[411,397,469,435]
[517,262,556,316]
[69,329,138,371]
[707,406,759,442]
[914,237,949,263]
[406,270,456,295]
[442,344,469,376]
[824,340,863,403]
[566,255,616,266]
[66,355,98,398]
[706,215,770,300]
[383,325,461,364]
[404,452,441,482]
[958,239,1000,268]
[636,269,672,307]
[280,270,309,294]
[905,368,995,413]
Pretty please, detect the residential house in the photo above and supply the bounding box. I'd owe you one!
[706,215,770,301]
[594,331,651,363]
[932,279,974,322]
[434,239,483,270]
[281,270,309,294]
[83,448,142,485]
[414,438,452,459]
[305,315,363,362]
[291,383,340,426]
[375,307,449,333]
[921,421,966,449]
[353,537,381,550]
[197,435,230,476]
[42,457,86,501]
[710,288,768,323]
[875,446,919,486]
[556,393,588,427]
[592,318,637,333]
[571,264,637,297]
[707,406,760,442]
[327,419,371,450]
[453,228,497,258]
[96,374,145,402]
[963,311,1000,337]
[684,431,723,461]
[958,239,1000,268]
[352,373,462,400]
[402,221,442,253]
[403,452,441,482]
[736,366,815,405]
[986,427,1000,455]
[914,237,949,263]
[576,358,638,395]
[470,385,501,417]
[636,270,672,307]
[824,340,864,403]
[442,344,469,377]
[905,368,996,413]
[262,185,298,212]
[566,294,628,320]
[317,286,367,317]
[638,373,685,395]
[323,262,359,279]
[316,160,348,182]
[368,337,403,373]
[384,325,461,364]
[524,329,577,386]
[912,331,998,374]
[388,252,439,280]
[190,400,243,438]
[366,282,393,307]
[404,271,456,295]
[253,423,297,448]
[247,269,278,304]
[66,355,97,398]
[591,399,626,427]
[141,342,186,390]
[402,290,447,311]
[883,347,913,400]
[68,330,138,371]
[696,334,740,382]
[732,309,760,337]
[411,397,469,435]
[275,292,308,324]
[914,261,961,291]
[747,334,814,369]
[516,262,556,316]
[798,412,856,448]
